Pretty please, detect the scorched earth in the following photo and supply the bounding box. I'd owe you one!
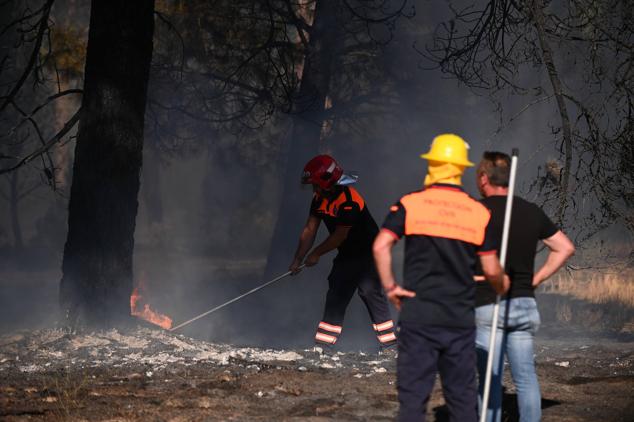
[0,326,633,421]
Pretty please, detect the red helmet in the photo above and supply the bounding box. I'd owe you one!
[301,155,344,189]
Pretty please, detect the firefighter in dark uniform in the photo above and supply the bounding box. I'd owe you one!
[373,134,509,422]
[289,155,396,349]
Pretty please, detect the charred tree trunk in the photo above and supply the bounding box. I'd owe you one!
[60,0,155,328]
[141,145,163,226]
[530,0,573,227]
[264,0,343,276]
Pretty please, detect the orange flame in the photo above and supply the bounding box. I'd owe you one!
[130,286,173,330]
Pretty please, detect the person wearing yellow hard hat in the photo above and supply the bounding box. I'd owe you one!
[420,133,474,187]
[373,133,509,421]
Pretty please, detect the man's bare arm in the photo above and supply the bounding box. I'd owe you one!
[533,231,575,287]
[479,254,510,295]
[289,215,321,274]
[373,229,415,310]
[304,225,351,266]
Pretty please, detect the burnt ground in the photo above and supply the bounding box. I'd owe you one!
[0,326,633,422]
[1,260,633,421]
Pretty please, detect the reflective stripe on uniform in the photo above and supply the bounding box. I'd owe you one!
[318,321,343,334]
[315,332,338,344]
[373,320,394,332]
[477,249,497,256]
[377,332,397,343]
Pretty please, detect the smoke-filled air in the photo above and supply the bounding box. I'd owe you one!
[0,0,632,420]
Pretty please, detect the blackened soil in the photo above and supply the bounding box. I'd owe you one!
[0,327,633,421]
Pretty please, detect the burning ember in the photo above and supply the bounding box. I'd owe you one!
[130,281,172,330]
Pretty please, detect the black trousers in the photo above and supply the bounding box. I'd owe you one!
[397,322,477,422]
[315,257,395,346]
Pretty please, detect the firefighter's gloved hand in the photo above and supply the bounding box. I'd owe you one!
[289,259,304,275]
[305,251,320,267]
[386,285,416,311]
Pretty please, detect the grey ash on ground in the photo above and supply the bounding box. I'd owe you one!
[0,327,632,421]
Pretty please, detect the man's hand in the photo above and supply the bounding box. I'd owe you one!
[489,273,510,296]
[385,285,416,311]
[289,259,304,275]
[305,251,320,267]
[499,274,511,295]
[479,254,508,295]
[289,215,321,275]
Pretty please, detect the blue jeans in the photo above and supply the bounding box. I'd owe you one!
[476,298,541,422]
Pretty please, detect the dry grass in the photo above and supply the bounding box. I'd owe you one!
[543,270,634,308]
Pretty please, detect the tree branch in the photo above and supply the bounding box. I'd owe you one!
[5,89,82,136]
[0,0,55,113]
[0,107,80,175]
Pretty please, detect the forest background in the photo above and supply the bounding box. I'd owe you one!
[0,0,631,347]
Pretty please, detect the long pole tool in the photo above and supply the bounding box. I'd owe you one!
[480,148,519,422]
[170,265,305,332]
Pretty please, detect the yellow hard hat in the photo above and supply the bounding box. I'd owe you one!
[420,133,474,167]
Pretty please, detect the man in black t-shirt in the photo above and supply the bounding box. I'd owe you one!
[474,151,575,422]
[373,134,509,422]
[289,155,396,349]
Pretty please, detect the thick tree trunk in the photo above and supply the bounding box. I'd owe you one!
[60,0,155,328]
[264,0,343,276]
[141,145,163,226]
[530,0,573,226]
